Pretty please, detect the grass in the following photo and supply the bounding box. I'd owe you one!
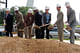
[51,38,70,40]
[76,25,80,28]
[64,24,67,28]
[64,24,80,28]
[0,24,3,26]
[50,38,80,40]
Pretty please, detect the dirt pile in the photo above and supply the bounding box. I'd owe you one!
[0,37,80,53]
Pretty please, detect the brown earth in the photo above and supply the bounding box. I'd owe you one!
[0,37,80,53]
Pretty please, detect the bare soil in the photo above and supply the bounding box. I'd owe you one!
[0,37,80,53]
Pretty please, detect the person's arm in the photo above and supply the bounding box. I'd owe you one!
[68,10,75,24]
[49,13,51,24]
[24,16,27,27]
[10,15,14,25]
[17,13,23,25]
[3,14,6,26]
[22,15,24,23]
[42,13,44,25]
[30,15,34,25]
[40,14,43,25]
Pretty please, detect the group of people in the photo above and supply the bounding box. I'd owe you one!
[4,2,77,44]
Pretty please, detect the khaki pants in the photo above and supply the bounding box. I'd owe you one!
[24,26,32,39]
[58,27,64,42]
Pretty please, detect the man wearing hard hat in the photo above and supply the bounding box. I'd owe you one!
[24,8,34,39]
[42,6,51,39]
[65,2,77,44]
[14,7,24,38]
[55,4,64,42]
[5,8,13,37]
[33,7,43,39]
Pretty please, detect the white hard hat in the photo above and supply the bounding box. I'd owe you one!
[5,8,10,11]
[65,2,70,7]
[14,7,19,11]
[33,7,38,10]
[28,8,33,13]
[57,4,61,8]
[45,6,49,10]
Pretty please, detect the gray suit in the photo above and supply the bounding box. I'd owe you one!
[56,11,64,42]
[67,8,77,44]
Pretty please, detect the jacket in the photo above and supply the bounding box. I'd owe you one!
[67,8,77,26]
[42,13,51,24]
[15,12,24,29]
[34,12,42,26]
[5,13,13,32]
[24,15,34,26]
[56,11,64,28]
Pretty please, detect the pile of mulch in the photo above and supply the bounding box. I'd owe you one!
[0,37,80,53]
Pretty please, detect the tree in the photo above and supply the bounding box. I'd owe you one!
[19,7,29,15]
[40,10,44,14]
[10,6,31,15]
[0,9,5,25]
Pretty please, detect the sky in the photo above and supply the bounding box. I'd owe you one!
[0,0,80,24]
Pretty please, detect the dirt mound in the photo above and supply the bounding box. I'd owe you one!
[0,37,80,53]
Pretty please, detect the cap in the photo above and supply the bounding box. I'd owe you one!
[28,8,33,13]
[65,2,70,7]
[14,7,19,11]
[57,4,61,8]
[33,7,38,10]
[45,6,49,10]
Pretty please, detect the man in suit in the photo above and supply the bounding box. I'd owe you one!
[5,8,13,37]
[33,7,43,39]
[24,8,34,39]
[65,2,77,44]
[55,4,64,42]
[14,7,24,38]
[42,6,51,39]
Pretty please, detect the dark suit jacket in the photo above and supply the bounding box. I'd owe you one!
[5,14,13,32]
[34,12,42,26]
[43,13,51,24]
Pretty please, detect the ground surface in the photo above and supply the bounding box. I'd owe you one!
[0,37,80,53]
